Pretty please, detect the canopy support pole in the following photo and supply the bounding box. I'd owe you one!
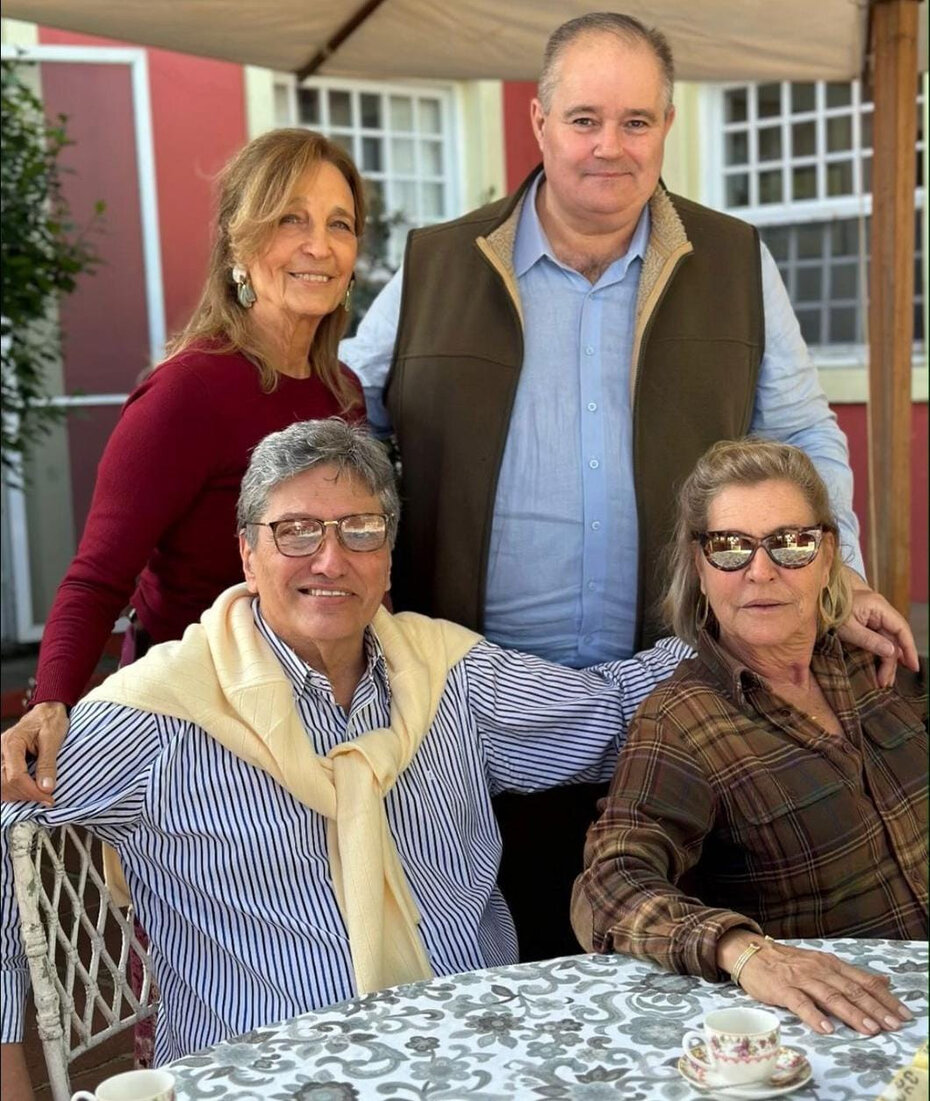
[866,0,919,615]
[297,0,388,80]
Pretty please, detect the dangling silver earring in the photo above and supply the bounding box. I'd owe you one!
[232,265,256,309]
[696,592,710,632]
[343,274,355,313]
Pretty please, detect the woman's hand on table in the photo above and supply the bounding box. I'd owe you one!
[721,933,913,1036]
[0,702,69,805]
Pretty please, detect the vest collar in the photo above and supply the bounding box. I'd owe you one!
[474,165,694,350]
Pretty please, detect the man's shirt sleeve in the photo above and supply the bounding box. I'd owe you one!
[1,703,164,1043]
[751,242,865,576]
[339,267,405,438]
[461,636,691,794]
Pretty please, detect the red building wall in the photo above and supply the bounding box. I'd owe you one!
[36,29,248,534]
[502,81,929,602]
[39,28,247,334]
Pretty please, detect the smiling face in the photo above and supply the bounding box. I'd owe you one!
[696,480,835,664]
[239,464,390,672]
[246,160,358,338]
[530,32,674,231]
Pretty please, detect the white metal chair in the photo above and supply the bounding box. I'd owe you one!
[10,821,157,1101]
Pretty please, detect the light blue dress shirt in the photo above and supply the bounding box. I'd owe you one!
[342,177,864,665]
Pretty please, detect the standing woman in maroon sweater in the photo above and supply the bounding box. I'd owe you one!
[3,127,367,801]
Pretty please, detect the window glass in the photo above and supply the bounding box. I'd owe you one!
[725,87,748,123]
[360,93,381,129]
[298,87,319,125]
[757,83,781,118]
[285,79,456,267]
[389,96,414,130]
[792,121,816,157]
[725,131,748,166]
[391,137,416,175]
[719,78,925,351]
[758,127,782,162]
[758,170,783,204]
[791,83,816,113]
[329,90,352,126]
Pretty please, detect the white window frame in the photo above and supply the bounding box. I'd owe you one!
[701,79,926,376]
[273,73,461,265]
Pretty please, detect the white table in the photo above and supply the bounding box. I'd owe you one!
[165,938,928,1099]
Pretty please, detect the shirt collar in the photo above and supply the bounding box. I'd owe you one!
[513,171,652,280]
[696,625,846,709]
[251,599,388,702]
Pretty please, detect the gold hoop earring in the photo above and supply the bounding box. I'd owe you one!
[696,592,709,632]
[343,274,355,313]
[818,584,835,628]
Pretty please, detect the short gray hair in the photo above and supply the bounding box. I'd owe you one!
[662,438,852,646]
[538,12,675,114]
[237,418,400,547]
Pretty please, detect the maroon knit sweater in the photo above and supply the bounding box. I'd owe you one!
[32,347,365,707]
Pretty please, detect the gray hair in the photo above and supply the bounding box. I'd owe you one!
[662,438,853,646]
[237,418,400,547]
[538,12,675,114]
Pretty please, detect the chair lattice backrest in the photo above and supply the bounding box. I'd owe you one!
[10,821,157,1101]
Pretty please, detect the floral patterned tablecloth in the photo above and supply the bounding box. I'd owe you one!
[166,939,927,1100]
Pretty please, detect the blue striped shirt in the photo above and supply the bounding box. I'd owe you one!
[1,604,688,1063]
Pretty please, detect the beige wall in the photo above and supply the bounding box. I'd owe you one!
[661,81,703,201]
[1,17,38,45]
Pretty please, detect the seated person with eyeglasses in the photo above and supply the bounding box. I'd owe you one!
[2,418,693,1090]
[572,439,927,1038]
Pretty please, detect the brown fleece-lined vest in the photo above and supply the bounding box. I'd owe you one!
[385,170,764,650]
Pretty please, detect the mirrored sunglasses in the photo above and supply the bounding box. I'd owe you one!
[695,525,826,571]
[251,513,392,556]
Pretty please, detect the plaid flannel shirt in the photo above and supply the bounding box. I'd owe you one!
[572,630,928,981]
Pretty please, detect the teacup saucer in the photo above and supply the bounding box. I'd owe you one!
[677,1044,812,1098]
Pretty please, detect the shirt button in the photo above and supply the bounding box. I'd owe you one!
[585,346,595,356]
[584,635,594,644]
[589,459,600,469]
[591,520,601,531]
[587,402,598,412]
[587,581,596,591]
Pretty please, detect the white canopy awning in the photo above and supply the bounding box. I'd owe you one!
[3,0,926,82]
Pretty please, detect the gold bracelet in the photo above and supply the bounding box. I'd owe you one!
[730,941,765,987]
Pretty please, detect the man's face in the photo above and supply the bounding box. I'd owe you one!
[530,33,675,229]
[239,465,391,669]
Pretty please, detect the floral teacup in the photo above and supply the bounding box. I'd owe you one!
[683,1007,780,1086]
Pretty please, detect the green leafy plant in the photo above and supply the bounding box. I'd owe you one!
[1,59,103,483]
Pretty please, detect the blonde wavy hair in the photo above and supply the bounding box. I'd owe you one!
[662,438,853,646]
[164,128,366,409]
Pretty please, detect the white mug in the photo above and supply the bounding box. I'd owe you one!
[71,1068,176,1101]
[683,1007,780,1087]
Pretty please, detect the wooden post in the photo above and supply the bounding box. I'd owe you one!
[866,0,919,615]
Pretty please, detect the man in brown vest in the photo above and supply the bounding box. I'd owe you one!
[341,12,918,960]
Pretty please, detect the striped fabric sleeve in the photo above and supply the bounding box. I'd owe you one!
[1,703,165,1043]
[462,636,692,795]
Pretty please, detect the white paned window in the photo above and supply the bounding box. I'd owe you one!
[710,78,926,357]
[276,76,457,268]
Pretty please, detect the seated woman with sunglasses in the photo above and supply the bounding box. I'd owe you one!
[572,438,927,1036]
